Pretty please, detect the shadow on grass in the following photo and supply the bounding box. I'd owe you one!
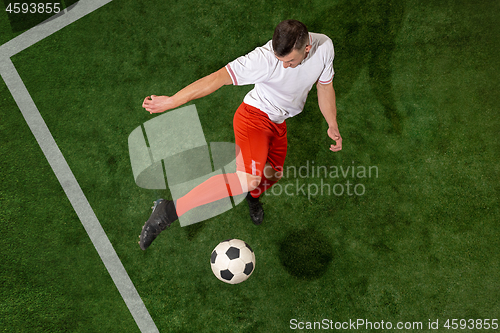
[278,229,333,280]
[183,220,206,241]
[310,0,405,134]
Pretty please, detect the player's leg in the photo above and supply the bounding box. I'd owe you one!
[139,169,259,250]
[174,170,260,217]
[174,106,272,217]
[175,101,277,218]
[247,116,287,191]
[241,105,287,224]
[249,158,286,197]
[249,161,285,198]
[246,162,281,225]
[139,103,269,249]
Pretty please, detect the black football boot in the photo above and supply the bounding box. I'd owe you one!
[245,193,264,225]
[139,199,178,250]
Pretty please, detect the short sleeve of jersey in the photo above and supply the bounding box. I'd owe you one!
[317,37,335,85]
[225,42,274,86]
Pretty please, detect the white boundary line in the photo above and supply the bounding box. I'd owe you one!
[0,2,159,332]
[0,0,111,57]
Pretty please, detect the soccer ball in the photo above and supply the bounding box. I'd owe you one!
[210,239,256,284]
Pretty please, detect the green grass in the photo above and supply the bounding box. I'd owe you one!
[1,0,499,332]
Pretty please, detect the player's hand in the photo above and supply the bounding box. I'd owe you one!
[142,95,175,114]
[327,125,342,152]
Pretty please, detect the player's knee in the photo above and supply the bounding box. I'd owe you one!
[247,175,262,192]
[236,171,261,192]
[245,174,262,192]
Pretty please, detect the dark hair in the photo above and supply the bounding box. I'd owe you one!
[272,20,309,57]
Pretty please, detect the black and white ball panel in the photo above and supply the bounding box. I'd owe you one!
[210,239,256,284]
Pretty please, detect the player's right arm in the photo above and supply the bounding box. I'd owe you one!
[142,67,233,114]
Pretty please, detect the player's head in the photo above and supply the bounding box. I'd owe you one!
[272,20,311,68]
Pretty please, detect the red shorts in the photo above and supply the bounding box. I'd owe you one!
[233,103,287,177]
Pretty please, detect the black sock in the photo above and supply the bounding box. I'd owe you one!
[246,192,260,203]
[167,200,179,221]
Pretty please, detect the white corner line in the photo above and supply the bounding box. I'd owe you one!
[0,0,113,58]
[0,56,159,333]
[0,7,160,332]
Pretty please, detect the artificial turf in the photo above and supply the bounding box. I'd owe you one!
[1,0,499,332]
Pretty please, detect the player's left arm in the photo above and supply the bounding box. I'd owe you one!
[317,81,342,152]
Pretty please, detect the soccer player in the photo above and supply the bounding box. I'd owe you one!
[139,20,342,250]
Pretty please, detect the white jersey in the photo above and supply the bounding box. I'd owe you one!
[226,33,334,124]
